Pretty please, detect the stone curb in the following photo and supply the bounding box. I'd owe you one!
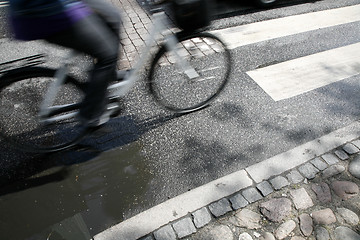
[138,140,360,240]
[94,121,360,240]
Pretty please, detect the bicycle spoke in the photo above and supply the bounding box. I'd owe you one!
[0,67,86,152]
[149,32,231,113]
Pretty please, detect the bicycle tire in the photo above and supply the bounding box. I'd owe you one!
[0,67,88,153]
[148,32,232,113]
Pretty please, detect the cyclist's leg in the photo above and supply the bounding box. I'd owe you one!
[45,11,121,126]
[83,0,122,40]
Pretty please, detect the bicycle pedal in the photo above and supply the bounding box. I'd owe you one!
[107,102,122,118]
[116,69,133,81]
[39,119,52,126]
[108,95,121,103]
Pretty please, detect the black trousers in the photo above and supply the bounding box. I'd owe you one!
[46,0,122,121]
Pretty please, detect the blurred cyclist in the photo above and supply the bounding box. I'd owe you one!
[8,0,122,128]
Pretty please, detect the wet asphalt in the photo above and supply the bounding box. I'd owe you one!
[1,0,360,239]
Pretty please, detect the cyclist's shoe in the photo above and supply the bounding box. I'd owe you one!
[79,103,121,129]
[108,96,125,117]
[116,69,133,81]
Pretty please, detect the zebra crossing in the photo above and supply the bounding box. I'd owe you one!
[212,4,360,101]
[0,1,8,8]
[247,43,360,101]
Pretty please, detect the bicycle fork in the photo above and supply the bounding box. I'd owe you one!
[154,11,200,80]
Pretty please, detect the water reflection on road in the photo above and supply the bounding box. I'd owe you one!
[0,142,152,240]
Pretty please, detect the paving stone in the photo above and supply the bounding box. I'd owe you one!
[242,188,263,203]
[311,208,337,225]
[153,225,176,240]
[331,180,359,200]
[192,207,212,228]
[349,155,360,179]
[259,232,275,240]
[229,193,249,210]
[172,217,196,238]
[140,235,154,240]
[286,170,304,184]
[290,188,314,210]
[132,38,144,47]
[238,232,253,240]
[314,227,330,240]
[311,182,332,203]
[197,224,233,240]
[290,237,306,240]
[351,139,360,149]
[259,198,292,222]
[334,150,349,160]
[321,153,339,165]
[336,207,359,225]
[208,198,232,217]
[310,158,328,171]
[322,164,346,178]
[253,232,261,238]
[274,220,296,240]
[298,163,319,179]
[334,226,360,240]
[299,213,313,237]
[234,209,261,229]
[342,143,360,154]
[269,176,290,190]
[256,181,274,196]
[124,44,136,53]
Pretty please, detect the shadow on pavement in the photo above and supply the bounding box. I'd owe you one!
[0,111,184,196]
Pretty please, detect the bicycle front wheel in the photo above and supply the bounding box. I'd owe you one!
[0,67,87,153]
[148,32,232,113]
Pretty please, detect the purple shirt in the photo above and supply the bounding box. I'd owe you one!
[10,1,92,40]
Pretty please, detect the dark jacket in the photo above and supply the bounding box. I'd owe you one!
[9,0,77,17]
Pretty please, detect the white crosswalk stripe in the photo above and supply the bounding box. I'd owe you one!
[212,4,360,49]
[0,1,8,7]
[212,4,360,101]
[247,43,360,101]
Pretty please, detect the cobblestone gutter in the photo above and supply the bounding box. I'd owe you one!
[94,122,360,240]
[141,141,360,240]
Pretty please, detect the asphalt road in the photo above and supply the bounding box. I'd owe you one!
[1,0,360,239]
[131,0,360,211]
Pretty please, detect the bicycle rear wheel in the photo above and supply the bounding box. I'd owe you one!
[0,67,87,153]
[148,32,232,113]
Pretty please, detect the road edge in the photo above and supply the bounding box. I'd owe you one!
[94,120,360,240]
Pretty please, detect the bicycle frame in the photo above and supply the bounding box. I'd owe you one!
[39,10,199,124]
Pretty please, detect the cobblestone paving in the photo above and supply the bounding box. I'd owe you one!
[140,141,360,240]
[112,0,218,71]
[114,0,153,69]
[111,0,177,70]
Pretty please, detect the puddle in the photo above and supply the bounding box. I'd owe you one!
[0,142,152,240]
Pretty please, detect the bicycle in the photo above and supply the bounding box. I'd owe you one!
[0,2,232,153]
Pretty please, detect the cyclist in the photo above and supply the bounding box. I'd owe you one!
[7,0,122,128]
